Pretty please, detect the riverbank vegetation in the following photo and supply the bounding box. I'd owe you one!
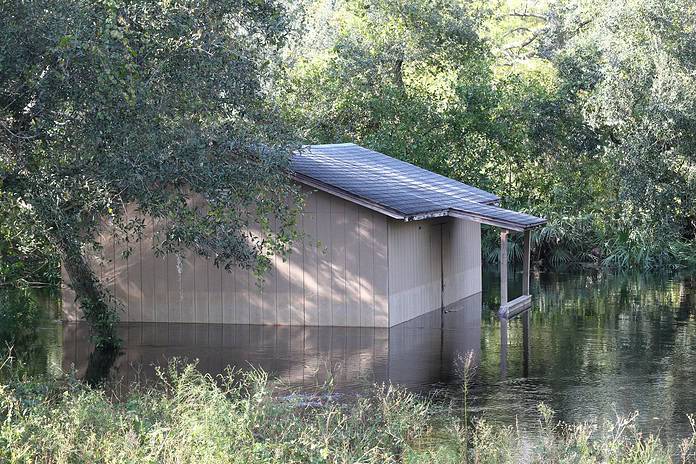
[1,361,695,463]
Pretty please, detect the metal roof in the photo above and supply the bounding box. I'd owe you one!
[290,143,546,231]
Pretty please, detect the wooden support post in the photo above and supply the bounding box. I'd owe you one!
[500,230,508,306]
[500,228,532,319]
[522,229,531,296]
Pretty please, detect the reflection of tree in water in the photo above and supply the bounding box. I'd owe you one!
[84,345,120,386]
[476,270,696,441]
[0,288,60,378]
[0,287,116,385]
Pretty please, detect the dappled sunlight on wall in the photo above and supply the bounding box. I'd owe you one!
[63,187,391,327]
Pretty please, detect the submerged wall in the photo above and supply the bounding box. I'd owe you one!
[387,218,481,327]
[442,218,482,307]
[62,187,481,328]
[63,186,390,326]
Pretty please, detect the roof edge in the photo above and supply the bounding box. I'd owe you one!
[449,209,547,232]
[292,172,546,231]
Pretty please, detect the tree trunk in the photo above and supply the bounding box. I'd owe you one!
[393,58,405,90]
[29,192,121,382]
[57,234,121,385]
[58,237,121,352]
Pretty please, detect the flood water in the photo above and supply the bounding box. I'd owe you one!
[5,269,696,443]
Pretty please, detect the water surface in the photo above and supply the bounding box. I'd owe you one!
[7,270,696,443]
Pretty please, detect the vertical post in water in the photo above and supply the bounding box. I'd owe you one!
[522,310,530,377]
[522,229,531,296]
[500,317,508,380]
[500,229,509,307]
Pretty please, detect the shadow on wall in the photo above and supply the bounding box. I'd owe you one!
[66,188,392,328]
[62,293,483,391]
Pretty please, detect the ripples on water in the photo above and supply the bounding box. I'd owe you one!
[4,269,696,443]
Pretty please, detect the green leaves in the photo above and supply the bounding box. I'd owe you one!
[280,0,696,270]
[542,0,696,266]
[1,0,301,342]
[3,0,301,268]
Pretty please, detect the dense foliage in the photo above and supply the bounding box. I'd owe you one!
[279,0,696,269]
[1,362,694,463]
[0,289,56,379]
[2,0,696,343]
[0,200,58,287]
[1,0,301,346]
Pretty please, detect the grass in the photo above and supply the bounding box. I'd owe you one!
[1,360,696,463]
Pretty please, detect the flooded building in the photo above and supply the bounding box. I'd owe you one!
[62,292,485,390]
[63,143,545,327]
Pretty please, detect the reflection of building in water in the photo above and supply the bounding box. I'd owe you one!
[388,293,482,387]
[498,310,531,382]
[63,293,482,391]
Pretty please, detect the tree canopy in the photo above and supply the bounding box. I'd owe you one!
[278,0,696,268]
[1,0,301,348]
[546,0,696,266]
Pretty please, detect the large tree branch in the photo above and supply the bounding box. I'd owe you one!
[502,27,535,39]
[506,11,548,21]
[503,29,544,51]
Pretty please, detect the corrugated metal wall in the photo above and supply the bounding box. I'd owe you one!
[442,218,482,307]
[387,218,481,327]
[62,187,390,327]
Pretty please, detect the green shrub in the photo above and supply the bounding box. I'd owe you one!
[0,362,694,463]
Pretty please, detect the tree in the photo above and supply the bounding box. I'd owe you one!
[1,0,301,352]
[279,0,492,173]
[541,0,696,266]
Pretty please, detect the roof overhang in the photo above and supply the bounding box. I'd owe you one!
[448,209,546,232]
[402,209,545,231]
[291,172,546,231]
